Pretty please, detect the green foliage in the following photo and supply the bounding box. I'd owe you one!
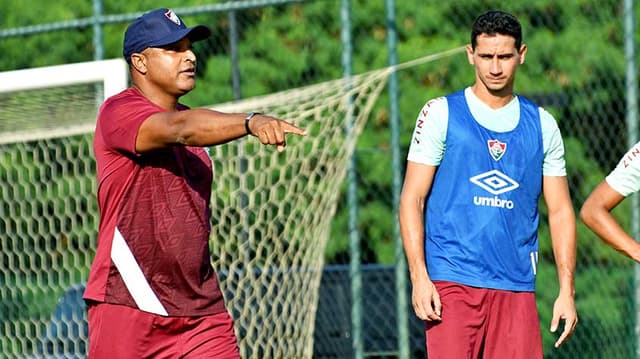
[0,0,94,70]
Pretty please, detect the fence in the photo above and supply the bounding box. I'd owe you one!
[0,0,639,358]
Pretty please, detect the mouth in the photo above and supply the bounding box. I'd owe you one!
[181,68,196,76]
[485,78,506,87]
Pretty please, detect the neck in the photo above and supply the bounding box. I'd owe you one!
[470,83,514,109]
[132,83,179,111]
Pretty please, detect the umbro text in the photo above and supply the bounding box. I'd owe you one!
[473,195,514,209]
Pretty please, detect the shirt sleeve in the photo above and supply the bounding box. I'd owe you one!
[97,94,163,155]
[540,107,567,176]
[407,97,448,166]
[606,141,640,197]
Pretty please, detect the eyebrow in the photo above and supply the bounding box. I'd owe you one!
[476,50,516,57]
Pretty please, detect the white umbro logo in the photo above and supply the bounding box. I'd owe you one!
[469,170,519,195]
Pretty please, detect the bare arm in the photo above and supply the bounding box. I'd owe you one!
[398,161,441,321]
[136,109,305,153]
[580,181,640,261]
[543,175,578,348]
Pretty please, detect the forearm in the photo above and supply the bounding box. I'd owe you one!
[581,208,640,261]
[399,162,436,284]
[580,181,640,260]
[170,109,248,146]
[549,206,577,297]
[399,196,429,283]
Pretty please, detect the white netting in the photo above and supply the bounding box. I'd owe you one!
[0,47,463,358]
[208,47,464,356]
[208,68,390,358]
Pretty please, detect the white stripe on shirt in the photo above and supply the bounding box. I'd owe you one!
[111,227,168,316]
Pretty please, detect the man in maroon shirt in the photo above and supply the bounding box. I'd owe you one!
[84,8,305,358]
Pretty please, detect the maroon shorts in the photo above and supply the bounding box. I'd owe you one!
[87,302,239,358]
[425,281,542,359]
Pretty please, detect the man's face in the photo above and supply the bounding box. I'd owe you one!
[467,33,526,96]
[141,37,197,96]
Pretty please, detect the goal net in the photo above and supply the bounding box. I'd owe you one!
[208,69,390,358]
[0,59,129,357]
[0,48,463,358]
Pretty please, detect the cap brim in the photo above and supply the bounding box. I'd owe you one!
[148,25,211,48]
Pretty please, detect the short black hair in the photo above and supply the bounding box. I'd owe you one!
[470,10,522,50]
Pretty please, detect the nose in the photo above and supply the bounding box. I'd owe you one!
[185,49,196,63]
[490,57,501,75]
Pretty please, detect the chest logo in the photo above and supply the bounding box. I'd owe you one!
[470,169,519,195]
[488,139,506,161]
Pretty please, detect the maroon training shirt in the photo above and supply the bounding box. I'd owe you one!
[84,87,226,316]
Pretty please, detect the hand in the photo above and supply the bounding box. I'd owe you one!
[248,114,306,152]
[411,278,442,322]
[550,293,578,348]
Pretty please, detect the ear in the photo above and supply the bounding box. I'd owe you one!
[466,44,475,65]
[130,53,148,74]
[518,44,527,64]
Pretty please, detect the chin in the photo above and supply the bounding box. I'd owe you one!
[177,83,196,94]
[489,87,506,93]
[486,84,508,93]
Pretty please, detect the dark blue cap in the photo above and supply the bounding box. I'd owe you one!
[123,8,211,62]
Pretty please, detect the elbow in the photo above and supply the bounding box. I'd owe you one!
[175,132,193,146]
[397,200,406,224]
[169,116,198,146]
[398,195,425,223]
[578,206,589,226]
[579,204,595,228]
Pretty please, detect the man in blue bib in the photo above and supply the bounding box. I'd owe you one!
[399,10,578,358]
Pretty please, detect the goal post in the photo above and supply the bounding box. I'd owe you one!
[0,59,128,144]
[0,58,128,97]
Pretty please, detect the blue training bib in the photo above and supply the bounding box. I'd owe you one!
[425,90,543,291]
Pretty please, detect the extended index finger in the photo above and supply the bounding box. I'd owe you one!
[281,121,307,136]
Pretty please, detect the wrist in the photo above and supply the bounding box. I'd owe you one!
[558,284,576,298]
[244,111,261,136]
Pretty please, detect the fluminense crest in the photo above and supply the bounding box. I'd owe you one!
[487,139,506,161]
